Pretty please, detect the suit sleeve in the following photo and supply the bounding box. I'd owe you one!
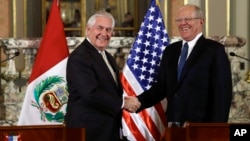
[210,44,232,122]
[137,49,169,111]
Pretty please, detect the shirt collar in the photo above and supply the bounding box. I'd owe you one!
[182,32,202,47]
[182,33,202,57]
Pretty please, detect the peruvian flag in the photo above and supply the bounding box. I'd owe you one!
[18,0,69,125]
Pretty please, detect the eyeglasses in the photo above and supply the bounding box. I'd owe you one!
[175,17,202,24]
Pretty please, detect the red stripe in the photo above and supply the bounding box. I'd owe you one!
[121,74,163,140]
[123,110,146,141]
[154,103,167,127]
[138,110,161,139]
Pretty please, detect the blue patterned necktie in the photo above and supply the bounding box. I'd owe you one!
[177,42,189,80]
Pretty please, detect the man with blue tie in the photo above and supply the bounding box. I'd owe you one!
[134,4,232,127]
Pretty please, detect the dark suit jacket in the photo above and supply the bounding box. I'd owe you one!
[137,36,232,125]
[65,39,124,141]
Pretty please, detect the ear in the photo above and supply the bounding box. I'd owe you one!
[86,26,90,35]
[86,26,90,31]
[200,18,204,24]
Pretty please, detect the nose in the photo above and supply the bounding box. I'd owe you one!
[100,29,106,35]
[102,29,112,36]
[180,19,186,23]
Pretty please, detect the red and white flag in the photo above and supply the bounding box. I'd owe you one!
[122,0,169,140]
[18,0,69,125]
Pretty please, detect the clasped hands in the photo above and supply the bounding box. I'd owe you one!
[123,96,141,113]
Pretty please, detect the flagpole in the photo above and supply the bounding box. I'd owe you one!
[156,0,163,12]
[155,0,167,32]
[156,0,160,7]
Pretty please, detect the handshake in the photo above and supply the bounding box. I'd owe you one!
[123,96,141,113]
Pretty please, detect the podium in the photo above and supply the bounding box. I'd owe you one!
[0,125,85,141]
[185,123,229,141]
[161,123,230,141]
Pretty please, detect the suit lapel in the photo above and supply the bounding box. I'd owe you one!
[177,36,206,83]
[105,52,122,88]
[84,40,120,89]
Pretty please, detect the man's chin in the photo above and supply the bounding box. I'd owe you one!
[97,41,109,46]
[96,45,107,50]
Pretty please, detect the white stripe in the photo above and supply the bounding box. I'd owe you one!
[145,103,167,133]
[122,65,144,95]
[131,113,155,141]
[122,118,136,141]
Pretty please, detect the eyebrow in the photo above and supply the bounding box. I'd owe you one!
[97,25,111,28]
[95,25,112,31]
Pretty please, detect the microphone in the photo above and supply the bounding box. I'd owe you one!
[0,51,20,63]
[229,52,250,62]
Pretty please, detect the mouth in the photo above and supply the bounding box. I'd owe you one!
[180,27,190,32]
[97,35,109,42]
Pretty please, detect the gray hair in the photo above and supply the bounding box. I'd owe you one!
[87,10,115,29]
[184,4,204,18]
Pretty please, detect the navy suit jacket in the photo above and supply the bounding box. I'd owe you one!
[137,36,232,125]
[65,39,124,141]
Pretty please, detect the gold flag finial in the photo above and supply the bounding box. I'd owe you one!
[156,0,160,7]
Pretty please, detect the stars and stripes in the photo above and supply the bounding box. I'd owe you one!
[121,0,170,140]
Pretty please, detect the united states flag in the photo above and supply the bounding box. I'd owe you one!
[121,0,170,140]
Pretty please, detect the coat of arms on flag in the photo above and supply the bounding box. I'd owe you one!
[31,76,68,122]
